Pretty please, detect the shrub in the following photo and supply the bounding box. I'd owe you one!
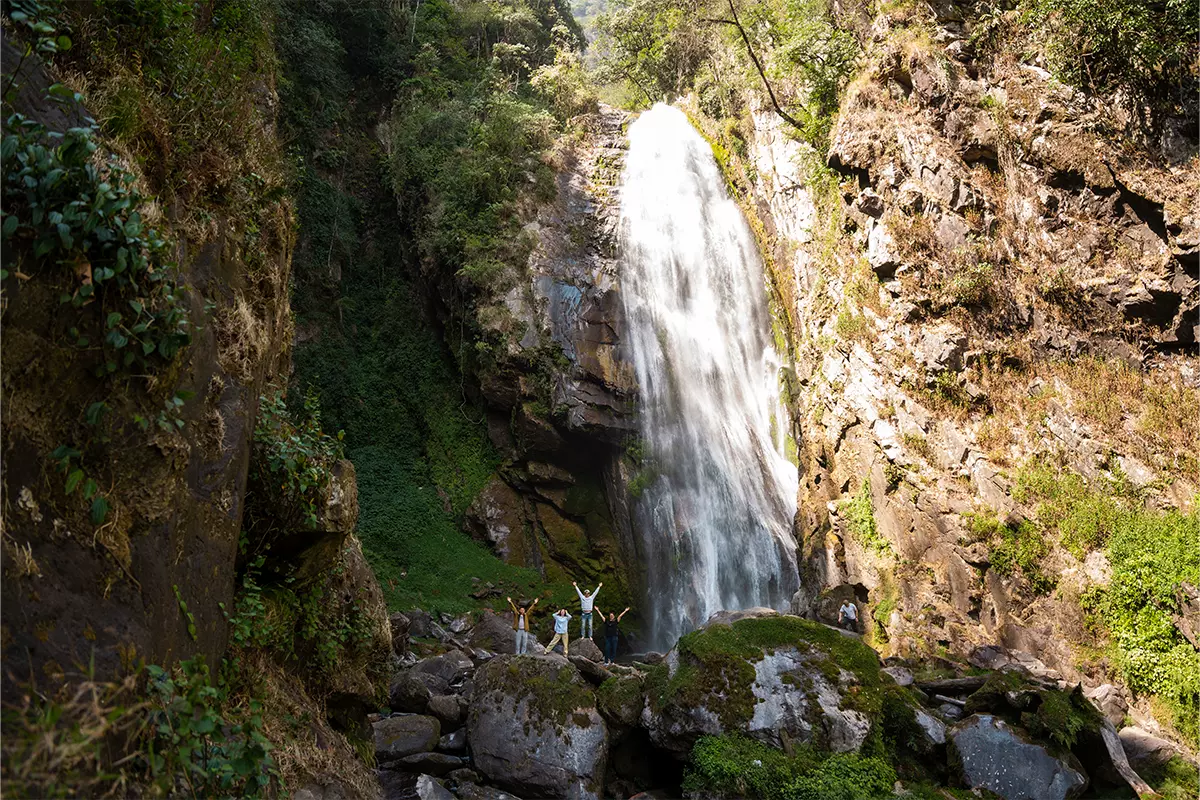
[1021,0,1199,119]
[247,390,345,532]
[683,734,897,800]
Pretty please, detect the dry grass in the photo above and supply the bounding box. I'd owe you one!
[1057,357,1199,472]
[240,650,381,799]
[0,673,150,798]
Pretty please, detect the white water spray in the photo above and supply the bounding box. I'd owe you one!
[619,104,800,649]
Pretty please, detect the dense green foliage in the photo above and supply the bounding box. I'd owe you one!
[683,734,897,800]
[1013,460,1200,745]
[595,0,857,148]
[1022,0,1199,119]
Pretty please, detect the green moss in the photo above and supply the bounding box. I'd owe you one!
[840,481,890,556]
[597,674,645,724]
[494,660,596,732]
[964,672,1102,753]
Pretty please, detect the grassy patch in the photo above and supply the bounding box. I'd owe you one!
[683,734,897,800]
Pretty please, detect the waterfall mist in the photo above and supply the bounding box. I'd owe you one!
[619,104,800,650]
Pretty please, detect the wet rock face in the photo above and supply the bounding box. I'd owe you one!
[467,654,608,799]
[950,714,1087,800]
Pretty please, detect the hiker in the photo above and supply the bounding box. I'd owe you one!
[838,599,859,632]
[596,606,630,665]
[506,596,538,655]
[546,608,572,657]
[573,580,602,638]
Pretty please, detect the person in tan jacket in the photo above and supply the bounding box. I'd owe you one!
[507,597,539,655]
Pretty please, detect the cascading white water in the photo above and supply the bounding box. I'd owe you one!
[619,104,800,649]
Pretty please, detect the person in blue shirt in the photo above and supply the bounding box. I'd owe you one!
[546,608,573,657]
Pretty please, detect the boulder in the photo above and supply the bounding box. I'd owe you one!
[415,775,454,800]
[394,752,467,777]
[470,609,519,654]
[455,782,526,800]
[374,715,441,764]
[950,714,1087,800]
[1083,684,1127,727]
[596,674,644,728]
[438,728,467,753]
[882,666,914,686]
[918,324,968,373]
[427,694,467,727]
[1117,726,1177,769]
[389,671,447,713]
[408,610,434,638]
[467,654,608,799]
[415,650,475,687]
[569,655,612,685]
[571,638,603,662]
[642,614,892,754]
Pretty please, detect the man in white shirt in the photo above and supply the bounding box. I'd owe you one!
[838,600,859,632]
[573,580,602,638]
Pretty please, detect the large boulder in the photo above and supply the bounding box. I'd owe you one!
[390,670,448,713]
[571,638,604,662]
[374,715,441,764]
[950,714,1087,800]
[470,609,519,654]
[415,650,475,687]
[642,613,903,755]
[467,654,608,799]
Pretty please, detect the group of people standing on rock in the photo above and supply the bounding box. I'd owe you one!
[506,580,630,665]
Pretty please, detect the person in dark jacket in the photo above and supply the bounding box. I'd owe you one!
[596,606,630,665]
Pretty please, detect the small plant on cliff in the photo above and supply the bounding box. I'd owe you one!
[249,390,344,530]
[1,117,192,368]
[841,479,890,556]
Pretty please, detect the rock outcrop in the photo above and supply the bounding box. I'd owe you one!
[950,714,1087,800]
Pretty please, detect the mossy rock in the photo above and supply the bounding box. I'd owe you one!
[467,654,608,797]
[643,614,901,755]
[597,674,645,728]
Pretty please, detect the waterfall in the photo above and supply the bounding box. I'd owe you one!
[619,104,800,649]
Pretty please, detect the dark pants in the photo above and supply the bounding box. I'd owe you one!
[840,617,857,632]
[605,635,619,661]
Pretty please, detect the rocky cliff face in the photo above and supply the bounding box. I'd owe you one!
[0,29,294,686]
[727,0,1197,748]
[457,108,647,613]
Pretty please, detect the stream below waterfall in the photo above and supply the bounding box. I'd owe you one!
[619,104,800,650]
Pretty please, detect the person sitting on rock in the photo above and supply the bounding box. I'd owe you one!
[507,596,538,655]
[838,599,859,632]
[596,606,630,665]
[547,608,572,657]
[572,580,602,639]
